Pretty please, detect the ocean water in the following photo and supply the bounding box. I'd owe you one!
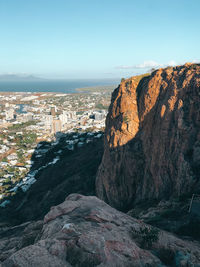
[0,79,119,93]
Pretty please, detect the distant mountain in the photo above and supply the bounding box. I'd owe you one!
[0,74,43,81]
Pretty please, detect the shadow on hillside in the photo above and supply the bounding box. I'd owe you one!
[0,131,104,225]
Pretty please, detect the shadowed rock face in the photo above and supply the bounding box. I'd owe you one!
[1,194,200,266]
[96,63,200,210]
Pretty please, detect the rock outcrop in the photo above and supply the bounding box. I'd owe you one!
[96,63,200,210]
[0,221,43,262]
[1,194,200,266]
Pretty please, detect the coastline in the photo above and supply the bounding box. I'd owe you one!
[0,79,119,94]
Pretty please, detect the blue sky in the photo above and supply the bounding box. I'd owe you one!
[0,0,199,79]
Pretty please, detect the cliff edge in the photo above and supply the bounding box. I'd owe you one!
[96,63,200,210]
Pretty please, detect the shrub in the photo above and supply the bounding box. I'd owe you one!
[123,115,129,123]
[2,157,8,162]
[132,225,159,249]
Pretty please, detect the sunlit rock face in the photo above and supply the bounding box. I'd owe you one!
[96,63,200,210]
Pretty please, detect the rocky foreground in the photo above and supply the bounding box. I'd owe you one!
[97,63,200,210]
[1,194,200,266]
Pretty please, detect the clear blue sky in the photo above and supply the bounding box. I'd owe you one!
[0,0,199,79]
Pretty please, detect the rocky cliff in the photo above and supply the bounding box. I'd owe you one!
[1,194,200,266]
[96,63,200,210]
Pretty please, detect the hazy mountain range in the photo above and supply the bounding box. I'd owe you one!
[0,74,43,81]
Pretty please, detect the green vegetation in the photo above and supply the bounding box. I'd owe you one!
[134,73,150,84]
[95,103,108,110]
[132,225,159,249]
[123,115,129,123]
[2,157,8,162]
[76,85,116,93]
[17,150,25,163]
[76,111,84,115]
[150,68,156,73]
[78,101,84,106]
[15,131,37,148]
[73,128,79,133]
[23,132,37,144]
[3,177,11,184]
[85,127,96,132]
[0,169,5,176]
[8,120,37,131]
[6,166,15,173]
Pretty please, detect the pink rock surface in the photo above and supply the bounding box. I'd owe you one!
[2,194,200,266]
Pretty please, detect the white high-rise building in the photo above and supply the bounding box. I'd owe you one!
[52,119,62,134]
[44,115,53,130]
[23,113,33,122]
[59,111,68,125]
[5,109,14,121]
